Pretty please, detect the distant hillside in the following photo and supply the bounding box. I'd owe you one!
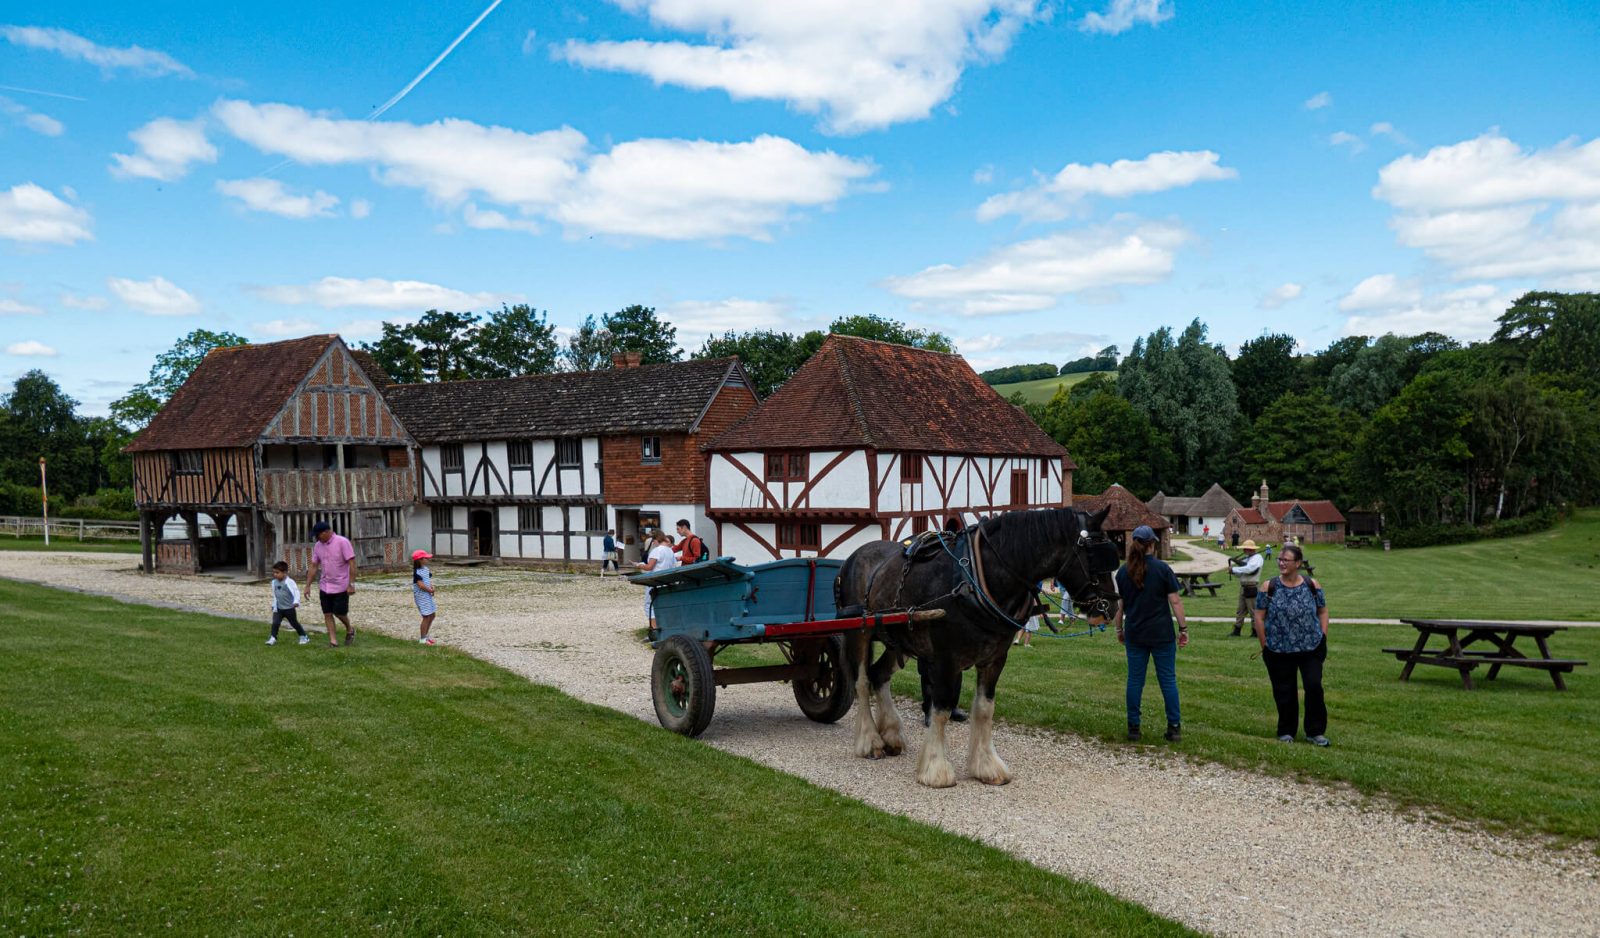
[991,371,1113,405]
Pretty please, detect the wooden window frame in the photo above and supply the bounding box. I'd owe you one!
[507,440,533,469]
[441,444,465,471]
[776,521,821,551]
[900,455,923,484]
[171,450,204,476]
[641,437,662,465]
[584,504,606,533]
[518,505,543,534]
[556,438,582,468]
[911,514,929,534]
[430,506,453,531]
[765,451,808,483]
[1009,468,1029,507]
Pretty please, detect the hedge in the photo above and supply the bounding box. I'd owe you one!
[1388,506,1563,549]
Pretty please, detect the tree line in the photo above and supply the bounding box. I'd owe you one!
[977,346,1119,385]
[1021,292,1599,530]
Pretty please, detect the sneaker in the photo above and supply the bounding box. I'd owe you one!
[344,630,355,645]
[1164,723,1181,742]
[265,636,276,646]
[297,635,310,645]
[1127,724,1142,742]
[1309,735,1330,747]
[419,637,435,645]
[1277,734,1295,743]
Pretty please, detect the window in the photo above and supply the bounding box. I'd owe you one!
[431,506,453,531]
[776,522,821,551]
[911,514,928,534]
[1009,469,1029,507]
[441,444,464,470]
[585,504,606,532]
[171,450,203,476]
[765,452,807,482]
[900,455,923,484]
[1325,522,1338,533]
[518,506,543,533]
[284,511,353,543]
[557,438,582,467]
[641,437,662,464]
[507,441,533,468]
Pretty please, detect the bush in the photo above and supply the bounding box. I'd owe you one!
[0,482,44,516]
[1389,507,1563,548]
[72,488,136,516]
[980,363,1059,385]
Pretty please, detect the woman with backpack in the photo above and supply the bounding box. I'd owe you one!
[1252,543,1331,746]
[1113,525,1189,743]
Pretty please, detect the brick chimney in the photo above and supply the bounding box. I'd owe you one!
[611,351,643,369]
[1253,480,1269,513]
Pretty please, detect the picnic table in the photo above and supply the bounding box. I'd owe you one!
[1176,571,1224,597]
[1384,619,1589,690]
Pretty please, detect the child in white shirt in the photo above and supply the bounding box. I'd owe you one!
[268,561,309,646]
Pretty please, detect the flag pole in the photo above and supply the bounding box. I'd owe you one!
[39,456,49,546]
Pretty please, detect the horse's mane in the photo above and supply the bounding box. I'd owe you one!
[977,507,1082,549]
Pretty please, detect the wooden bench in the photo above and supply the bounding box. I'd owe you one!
[1386,620,1589,690]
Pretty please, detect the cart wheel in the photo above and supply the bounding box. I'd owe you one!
[652,635,716,737]
[792,635,856,724]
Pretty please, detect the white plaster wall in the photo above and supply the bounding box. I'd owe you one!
[820,523,883,559]
[709,453,770,509]
[877,453,902,512]
[406,505,431,554]
[805,450,868,508]
[419,447,445,498]
[718,523,774,564]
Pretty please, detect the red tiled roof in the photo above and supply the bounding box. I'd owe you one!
[1294,500,1347,524]
[706,335,1069,460]
[126,335,340,452]
[1266,500,1295,520]
[1234,508,1267,525]
[1073,484,1168,533]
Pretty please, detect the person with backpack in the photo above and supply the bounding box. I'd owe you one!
[1113,525,1189,743]
[1252,543,1331,746]
[674,519,709,566]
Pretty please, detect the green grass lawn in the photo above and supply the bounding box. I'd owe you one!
[0,535,139,553]
[0,580,1189,937]
[988,370,1110,405]
[1173,508,1600,622]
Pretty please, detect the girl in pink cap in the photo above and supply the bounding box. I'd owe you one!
[412,549,438,645]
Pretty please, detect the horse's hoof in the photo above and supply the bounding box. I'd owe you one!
[882,741,904,757]
[975,772,1012,786]
[917,762,958,788]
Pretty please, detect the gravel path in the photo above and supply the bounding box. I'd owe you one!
[7,553,1598,937]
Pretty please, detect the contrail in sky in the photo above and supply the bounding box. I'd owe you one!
[0,84,87,101]
[368,0,503,120]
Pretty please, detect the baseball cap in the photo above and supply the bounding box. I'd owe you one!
[1131,524,1158,542]
[311,521,331,534]
[411,549,432,561]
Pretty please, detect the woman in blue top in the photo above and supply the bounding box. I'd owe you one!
[1113,525,1189,742]
[1252,544,1330,745]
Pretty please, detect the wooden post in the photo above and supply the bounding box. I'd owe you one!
[250,508,264,578]
[139,511,154,574]
[183,511,200,573]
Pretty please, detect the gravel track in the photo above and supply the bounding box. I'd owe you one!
[6,553,1597,937]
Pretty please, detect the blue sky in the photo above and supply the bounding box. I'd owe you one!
[4,0,1600,414]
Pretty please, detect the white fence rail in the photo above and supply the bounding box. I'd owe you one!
[1,515,144,541]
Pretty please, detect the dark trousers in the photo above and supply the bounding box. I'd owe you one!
[271,609,305,638]
[1263,640,1327,737]
[602,550,619,572]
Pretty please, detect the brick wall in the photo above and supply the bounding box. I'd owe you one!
[602,384,757,505]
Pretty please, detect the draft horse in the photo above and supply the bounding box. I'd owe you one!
[835,507,1120,788]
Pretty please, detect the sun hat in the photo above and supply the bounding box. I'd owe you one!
[1131,524,1158,542]
[1240,539,1258,550]
[411,549,432,561]
[311,520,331,534]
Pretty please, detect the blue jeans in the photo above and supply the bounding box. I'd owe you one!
[1126,640,1180,727]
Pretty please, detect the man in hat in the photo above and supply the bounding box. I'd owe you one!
[1229,539,1263,637]
[306,520,357,647]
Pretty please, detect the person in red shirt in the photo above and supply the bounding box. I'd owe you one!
[674,519,707,566]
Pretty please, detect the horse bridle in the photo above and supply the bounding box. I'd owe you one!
[1052,529,1119,620]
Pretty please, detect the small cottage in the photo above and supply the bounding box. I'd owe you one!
[1075,484,1172,558]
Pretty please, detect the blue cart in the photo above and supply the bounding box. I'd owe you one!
[632,556,939,737]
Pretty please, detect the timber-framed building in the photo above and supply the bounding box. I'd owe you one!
[703,335,1075,560]
[125,335,417,576]
[384,353,757,566]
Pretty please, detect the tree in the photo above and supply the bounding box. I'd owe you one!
[1326,333,1460,415]
[1467,375,1566,520]
[1353,371,1474,526]
[360,323,425,384]
[1239,391,1359,504]
[1035,384,1173,499]
[1060,345,1119,375]
[408,310,484,381]
[694,330,809,398]
[564,315,616,372]
[826,313,953,352]
[111,329,249,429]
[475,304,560,378]
[1117,319,1240,491]
[0,371,98,501]
[1230,332,1299,421]
[1522,293,1600,396]
[604,304,679,364]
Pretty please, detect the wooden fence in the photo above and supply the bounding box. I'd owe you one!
[1,515,149,541]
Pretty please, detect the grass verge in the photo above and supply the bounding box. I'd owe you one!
[0,535,139,553]
[0,579,1190,936]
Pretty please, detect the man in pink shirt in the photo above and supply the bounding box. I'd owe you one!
[307,521,357,646]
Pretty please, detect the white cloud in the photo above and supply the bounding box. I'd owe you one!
[665,298,797,342]
[349,199,372,219]
[462,202,540,233]
[60,292,107,310]
[1329,131,1365,154]
[251,276,519,311]
[1257,282,1303,310]
[1370,121,1411,147]
[107,275,202,315]
[556,1,1043,134]
[6,340,57,356]
[883,218,1189,315]
[1373,131,1600,283]
[972,164,996,185]
[0,25,193,77]
[1303,91,1332,110]
[0,182,92,244]
[0,298,43,314]
[1338,273,1422,311]
[953,329,1109,371]
[110,117,216,181]
[1342,284,1510,341]
[1080,0,1173,35]
[212,100,874,241]
[253,318,318,337]
[338,318,394,340]
[976,149,1236,223]
[216,178,340,218]
[0,96,64,136]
